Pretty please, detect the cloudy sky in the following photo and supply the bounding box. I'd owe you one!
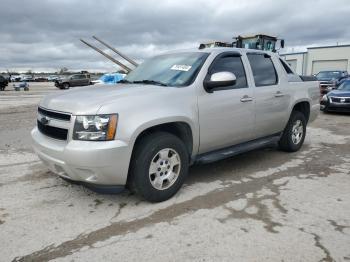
[1,0,350,72]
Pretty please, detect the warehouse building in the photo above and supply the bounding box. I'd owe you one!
[280,44,350,75]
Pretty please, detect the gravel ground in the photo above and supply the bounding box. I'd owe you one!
[0,83,349,262]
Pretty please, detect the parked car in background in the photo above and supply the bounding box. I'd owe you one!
[320,79,350,113]
[10,75,22,82]
[316,70,348,95]
[54,74,91,89]
[34,76,48,82]
[47,75,60,82]
[0,75,9,91]
[21,75,34,82]
[32,47,319,202]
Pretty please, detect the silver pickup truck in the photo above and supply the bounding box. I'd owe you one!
[32,47,319,202]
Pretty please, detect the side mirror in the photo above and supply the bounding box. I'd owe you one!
[204,72,237,92]
[280,39,285,48]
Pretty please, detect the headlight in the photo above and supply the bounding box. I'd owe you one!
[73,114,118,141]
[321,95,328,101]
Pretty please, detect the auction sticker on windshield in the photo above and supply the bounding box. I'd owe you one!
[171,65,192,71]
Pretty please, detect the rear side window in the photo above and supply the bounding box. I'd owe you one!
[279,58,294,74]
[209,54,247,89]
[247,53,278,87]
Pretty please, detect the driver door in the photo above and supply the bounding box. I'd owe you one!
[70,75,80,86]
[198,52,255,153]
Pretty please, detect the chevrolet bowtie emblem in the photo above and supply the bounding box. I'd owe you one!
[41,116,50,125]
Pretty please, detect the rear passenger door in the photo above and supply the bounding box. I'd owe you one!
[247,53,287,138]
[79,75,89,86]
[198,52,255,153]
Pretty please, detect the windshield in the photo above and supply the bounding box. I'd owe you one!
[316,71,341,79]
[337,81,350,91]
[124,52,209,87]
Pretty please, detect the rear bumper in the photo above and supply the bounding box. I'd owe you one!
[31,127,133,186]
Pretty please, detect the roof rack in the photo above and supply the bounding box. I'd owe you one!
[199,34,285,52]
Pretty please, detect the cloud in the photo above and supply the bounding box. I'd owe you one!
[0,0,350,72]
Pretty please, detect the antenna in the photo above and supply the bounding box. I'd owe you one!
[80,39,132,73]
[92,36,138,67]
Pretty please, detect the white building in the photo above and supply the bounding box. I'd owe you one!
[280,44,350,75]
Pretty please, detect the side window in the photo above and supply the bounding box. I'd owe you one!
[209,54,247,89]
[247,53,278,87]
[71,75,79,80]
[279,58,294,75]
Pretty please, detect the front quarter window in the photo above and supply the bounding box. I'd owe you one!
[124,52,209,87]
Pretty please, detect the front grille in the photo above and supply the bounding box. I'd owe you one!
[37,120,68,140]
[330,97,350,103]
[319,81,333,87]
[38,107,71,121]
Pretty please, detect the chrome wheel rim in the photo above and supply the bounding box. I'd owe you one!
[291,120,303,145]
[148,148,181,190]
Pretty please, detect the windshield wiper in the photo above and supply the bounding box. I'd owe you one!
[133,80,168,86]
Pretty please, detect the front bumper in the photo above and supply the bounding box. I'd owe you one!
[54,81,63,87]
[31,127,132,186]
[321,101,350,113]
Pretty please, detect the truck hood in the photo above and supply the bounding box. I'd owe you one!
[40,84,173,115]
[317,77,337,82]
[328,90,350,97]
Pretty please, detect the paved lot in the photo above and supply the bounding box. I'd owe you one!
[0,83,349,262]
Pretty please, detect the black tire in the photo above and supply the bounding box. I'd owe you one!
[128,132,189,202]
[62,83,70,89]
[279,111,306,152]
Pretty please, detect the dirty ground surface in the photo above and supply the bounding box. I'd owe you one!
[0,83,349,262]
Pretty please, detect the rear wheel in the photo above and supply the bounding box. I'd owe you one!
[279,111,306,152]
[128,132,189,202]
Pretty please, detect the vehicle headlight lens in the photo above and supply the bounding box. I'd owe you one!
[321,95,328,101]
[73,114,118,141]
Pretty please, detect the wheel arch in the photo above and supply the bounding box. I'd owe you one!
[131,121,194,158]
[291,100,311,123]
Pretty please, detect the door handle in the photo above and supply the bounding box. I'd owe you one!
[275,91,284,97]
[240,95,253,102]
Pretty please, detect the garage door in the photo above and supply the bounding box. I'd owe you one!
[286,59,297,72]
[312,60,348,74]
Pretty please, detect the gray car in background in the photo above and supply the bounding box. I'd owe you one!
[32,47,319,202]
[54,74,91,89]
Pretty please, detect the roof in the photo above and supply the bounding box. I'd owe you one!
[236,34,277,39]
[308,44,350,50]
[280,51,307,56]
[165,47,276,56]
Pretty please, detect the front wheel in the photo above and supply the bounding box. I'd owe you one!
[279,111,306,152]
[128,132,189,202]
[62,83,70,89]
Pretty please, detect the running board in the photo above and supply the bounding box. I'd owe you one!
[195,134,281,164]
